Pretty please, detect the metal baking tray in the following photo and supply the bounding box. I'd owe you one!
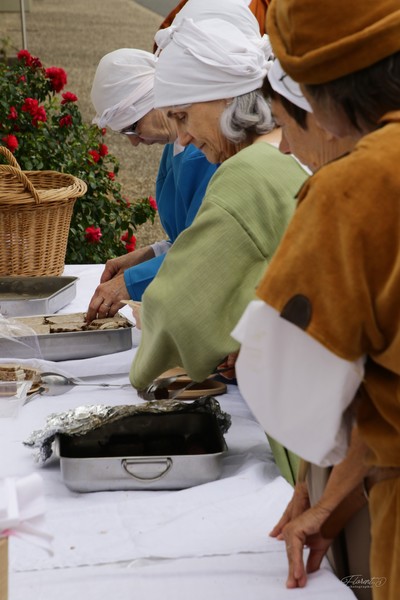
[0,313,133,361]
[57,411,227,492]
[0,276,77,317]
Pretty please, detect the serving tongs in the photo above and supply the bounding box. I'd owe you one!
[138,366,232,401]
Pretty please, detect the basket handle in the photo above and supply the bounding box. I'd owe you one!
[0,165,41,204]
[0,146,22,169]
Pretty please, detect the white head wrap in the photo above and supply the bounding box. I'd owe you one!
[154,18,270,108]
[157,0,260,46]
[267,59,313,113]
[91,48,157,131]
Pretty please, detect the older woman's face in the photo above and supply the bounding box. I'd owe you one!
[166,100,234,163]
[271,97,354,172]
[126,109,177,147]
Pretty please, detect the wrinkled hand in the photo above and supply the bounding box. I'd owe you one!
[86,274,128,322]
[100,256,127,283]
[270,481,310,539]
[217,352,238,379]
[280,503,333,589]
[100,246,155,283]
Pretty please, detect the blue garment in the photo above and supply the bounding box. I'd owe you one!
[124,144,217,300]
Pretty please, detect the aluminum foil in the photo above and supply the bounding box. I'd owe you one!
[24,397,231,465]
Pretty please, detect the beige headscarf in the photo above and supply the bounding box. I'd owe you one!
[91,48,156,131]
[267,0,400,83]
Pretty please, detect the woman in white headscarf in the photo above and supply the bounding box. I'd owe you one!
[86,48,217,321]
[129,17,307,389]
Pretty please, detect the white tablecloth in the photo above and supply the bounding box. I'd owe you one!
[0,265,356,600]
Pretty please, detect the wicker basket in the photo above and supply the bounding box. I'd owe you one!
[0,538,7,600]
[0,147,87,276]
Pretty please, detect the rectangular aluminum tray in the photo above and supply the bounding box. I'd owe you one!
[1,313,133,361]
[0,276,77,317]
[57,411,227,492]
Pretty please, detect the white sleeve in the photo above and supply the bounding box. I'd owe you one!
[150,240,172,257]
[232,300,365,467]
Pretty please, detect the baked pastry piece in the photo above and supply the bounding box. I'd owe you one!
[44,313,86,325]
[87,316,129,330]
[0,364,25,381]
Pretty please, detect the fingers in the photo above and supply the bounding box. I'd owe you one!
[306,547,328,574]
[305,534,333,574]
[86,276,128,322]
[86,295,115,322]
[100,258,120,283]
[216,352,238,379]
[285,533,307,589]
[269,510,291,538]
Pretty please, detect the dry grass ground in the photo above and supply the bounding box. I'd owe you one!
[0,0,166,246]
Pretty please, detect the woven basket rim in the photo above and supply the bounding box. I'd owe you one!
[0,169,87,205]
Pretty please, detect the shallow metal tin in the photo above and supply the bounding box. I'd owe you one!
[0,276,77,317]
[1,313,133,361]
[32,325,133,361]
[57,411,227,492]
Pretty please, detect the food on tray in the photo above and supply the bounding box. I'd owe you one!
[14,312,131,335]
[0,363,41,397]
[0,363,40,383]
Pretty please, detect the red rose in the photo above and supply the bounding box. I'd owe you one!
[17,49,32,66]
[121,231,137,252]
[107,171,115,180]
[8,107,18,120]
[17,75,26,84]
[45,67,67,92]
[85,226,102,244]
[2,134,19,153]
[125,241,137,253]
[32,106,47,126]
[59,115,73,128]
[98,143,108,157]
[21,97,39,115]
[30,56,42,68]
[61,91,78,105]
[101,128,107,136]
[148,196,157,211]
[88,149,100,163]
[122,197,131,208]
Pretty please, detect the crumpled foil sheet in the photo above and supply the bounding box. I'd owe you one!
[24,397,232,465]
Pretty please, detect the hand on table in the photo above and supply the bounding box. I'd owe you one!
[217,352,238,379]
[278,503,333,589]
[270,481,310,538]
[100,246,155,283]
[86,273,129,322]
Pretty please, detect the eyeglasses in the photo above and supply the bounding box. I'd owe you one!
[279,74,303,99]
[119,122,139,136]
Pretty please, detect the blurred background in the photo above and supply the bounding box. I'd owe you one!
[0,0,180,247]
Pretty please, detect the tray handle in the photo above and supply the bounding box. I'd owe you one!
[122,457,172,482]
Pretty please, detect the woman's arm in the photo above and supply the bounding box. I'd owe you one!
[280,425,370,589]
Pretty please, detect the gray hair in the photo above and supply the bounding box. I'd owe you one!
[220,90,274,143]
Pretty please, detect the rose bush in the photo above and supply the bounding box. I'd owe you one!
[0,50,157,264]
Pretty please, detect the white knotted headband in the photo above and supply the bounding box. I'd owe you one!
[154,18,270,108]
[91,48,157,131]
[267,59,313,113]
[155,0,262,54]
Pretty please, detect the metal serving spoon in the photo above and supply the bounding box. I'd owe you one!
[36,372,133,396]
